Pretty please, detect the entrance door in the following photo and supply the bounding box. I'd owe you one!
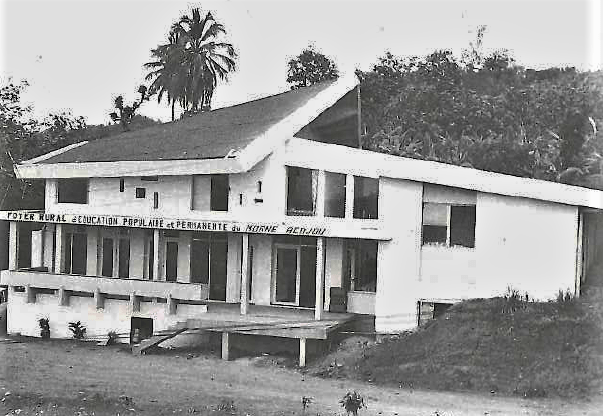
[273,245,300,305]
[100,229,130,278]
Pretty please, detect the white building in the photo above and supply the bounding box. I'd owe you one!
[2,77,603,361]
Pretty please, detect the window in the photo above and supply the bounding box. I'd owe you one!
[140,176,158,181]
[57,179,88,204]
[324,172,346,218]
[135,188,146,198]
[345,240,377,292]
[189,232,228,301]
[63,231,88,275]
[421,203,476,248]
[165,241,178,282]
[286,166,316,216]
[353,176,378,219]
[210,175,229,211]
[119,178,125,192]
[153,192,159,209]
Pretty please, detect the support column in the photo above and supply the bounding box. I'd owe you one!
[315,237,325,321]
[316,170,326,217]
[167,293,177,315]
[221,332,230,361]
[94,287,104,309]
[152,229,161,281]
[130,292,141,313]
[240,233,249,315]
[299,338,307,367]
[25,284,36,304]
[54,223,64,273]
[86,227,99,276]
[58,286,69,306]
[8,221,18,270]
[43,224,55,271]
[345,174,355,219]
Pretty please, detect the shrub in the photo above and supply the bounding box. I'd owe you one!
[501,286,525,314]
[68,321,86,340]
[340,391,365,416]
[38,317,50,339]
[107,330,119,345]
[556,289,575,305]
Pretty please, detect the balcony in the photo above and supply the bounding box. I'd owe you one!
[0,269,209,302]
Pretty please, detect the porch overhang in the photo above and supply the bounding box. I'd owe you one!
[0,210,391,240]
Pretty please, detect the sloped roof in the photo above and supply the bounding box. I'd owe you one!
[40,81,337,164]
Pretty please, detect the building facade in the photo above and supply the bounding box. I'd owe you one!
[2,77,603,342]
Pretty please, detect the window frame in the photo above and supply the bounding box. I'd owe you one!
[57,178,89,204]
[421,202,476,249]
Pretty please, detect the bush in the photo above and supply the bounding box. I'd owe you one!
[340,391,365,416]
[501,286,528,314]
[68,321,86,340]
[38,317,50,339]
[556,289,575,305]
[107,330,119,345]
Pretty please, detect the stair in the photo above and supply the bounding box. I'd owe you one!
[131,327,188,355]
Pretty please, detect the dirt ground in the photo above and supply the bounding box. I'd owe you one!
[0,338,601,416]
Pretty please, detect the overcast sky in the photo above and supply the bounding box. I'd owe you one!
[0,0,601,125]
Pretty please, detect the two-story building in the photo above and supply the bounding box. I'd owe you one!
[2,76,603,363]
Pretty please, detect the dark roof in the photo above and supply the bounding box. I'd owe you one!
[41,81,337,164]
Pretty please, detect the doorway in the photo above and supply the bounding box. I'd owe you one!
[99,229,130,278]
[272,239,318,308]
[189,232,228,301]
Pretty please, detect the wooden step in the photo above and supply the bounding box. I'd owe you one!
[131,327,188,355]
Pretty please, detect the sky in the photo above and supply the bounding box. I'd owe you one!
[0,0,601,125]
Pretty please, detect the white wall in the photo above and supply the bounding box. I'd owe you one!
[7,289,207,344]
[375,179,581,333]
[45,152,287,221]
[375,178,423,332]
[249,234,272,305]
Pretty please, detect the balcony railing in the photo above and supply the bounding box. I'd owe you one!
[0,269,209,302]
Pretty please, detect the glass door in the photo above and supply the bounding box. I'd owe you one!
[272,244,300,305]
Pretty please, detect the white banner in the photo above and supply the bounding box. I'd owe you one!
[0,210,389,240]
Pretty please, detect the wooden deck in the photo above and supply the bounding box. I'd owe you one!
[176,303,355,340]
[152,303,357,366]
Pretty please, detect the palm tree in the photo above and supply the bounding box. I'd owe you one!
[144,31,185,121]
[171,8,237,112]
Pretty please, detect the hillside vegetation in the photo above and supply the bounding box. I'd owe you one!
[311,293,603,398]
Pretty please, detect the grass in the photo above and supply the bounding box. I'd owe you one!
[311,293,603,398]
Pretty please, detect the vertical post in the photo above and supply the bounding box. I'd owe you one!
[240,233,249,315]
[43,224,55,271]
[58,286,69,306]
[299,338,307,367]
[86,227,99,276]
[152,229,161,281]
[8,221,18,270]
[94,287,104,309]
[345,174,355,219]
[315,237,325,321]
[167,293,177,315]
[221,332,230,361]
[316,170,326,217]
[54,223,64,273]
[576,210,584,296]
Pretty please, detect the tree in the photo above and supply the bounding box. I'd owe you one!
[144,30,185,121]
[164,8,237,113]
[109,85,149,131]
[287,46,339,89]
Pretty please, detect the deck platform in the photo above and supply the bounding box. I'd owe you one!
[160,303,357,366]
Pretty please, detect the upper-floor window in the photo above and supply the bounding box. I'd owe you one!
[57,178,88,204]
[422,202,476,248]
[353,176,378,219]
[324,172,346,218]
[210,175,229,211]
[286,166,316,216]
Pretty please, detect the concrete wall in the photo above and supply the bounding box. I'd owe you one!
[45,153,286,220]
[7,288,206,346]
[374,178,580,333]
[375,178,423,332]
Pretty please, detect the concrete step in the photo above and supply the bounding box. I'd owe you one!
[132,327,188,355]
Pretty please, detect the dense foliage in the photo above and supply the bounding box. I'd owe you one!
[356,48,603,188]
[0,81,158,210]
[287,46,339,89]
[145,8,237,119]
